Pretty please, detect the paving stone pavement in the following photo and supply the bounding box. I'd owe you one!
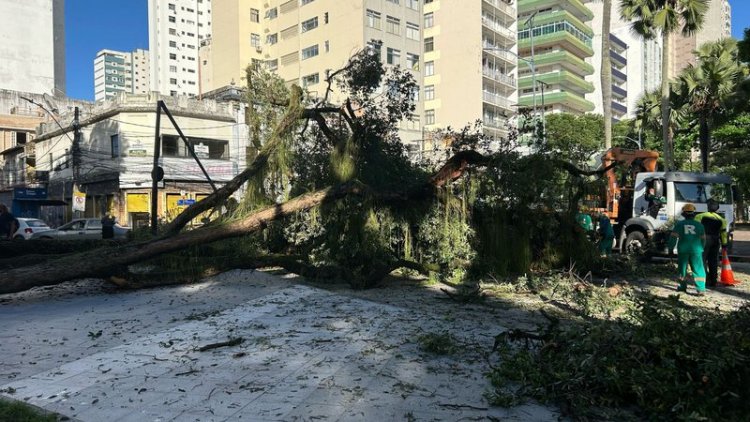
[0,270,561,422]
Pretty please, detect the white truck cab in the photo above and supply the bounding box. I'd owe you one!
[619,172,735,254]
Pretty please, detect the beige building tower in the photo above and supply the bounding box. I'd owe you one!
[203,0,518,149]
[94,49,150,102]
[423,0,517,142]
[669,0,731,78]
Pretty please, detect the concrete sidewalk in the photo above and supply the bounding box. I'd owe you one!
[0,270,559,422]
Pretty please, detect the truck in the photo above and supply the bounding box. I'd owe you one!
[596,147,736,256]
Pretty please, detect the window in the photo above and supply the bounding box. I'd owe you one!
[425,60,434,75]
[367,40,382,61]
[251,33,261,47]
[169,65,177,72]
[406,22,419,40]
[302,73,319,87]
[111,134,120,158]
[169,28,177,35]
[266,33,278,45]
[169,41,177,47]
[386,0,399,4]
[386,16,401,35]
[406,53,419,70]
[265,8,278,19]
[170,90,178,96]
[169,53,177,60]
[424,85,434,100]
[266,59,278,71]
[301,16,318,32]
[366,10,381,29]
[406,0,419,10]
[425,109,435,125]
[170,78,177,84]
[387,48,401,65]
[325,40,330,52]
[301,0,315,5]
[324,12,329,24]
[301,44,319,59]
[169,15,176,23]
[168,3,175,10]
[425,37,435,52]
[424,12,433,28]
[251,8,259,22]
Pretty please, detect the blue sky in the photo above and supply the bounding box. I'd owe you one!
[64,0,750,101]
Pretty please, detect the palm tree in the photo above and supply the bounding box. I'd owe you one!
[675,39,744,172]
[620,0,709,170]
[601,0,613,149]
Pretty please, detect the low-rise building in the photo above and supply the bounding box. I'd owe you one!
[33,92,248,228]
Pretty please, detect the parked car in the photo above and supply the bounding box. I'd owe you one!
[13,218,53,240]
[29,218,130,240]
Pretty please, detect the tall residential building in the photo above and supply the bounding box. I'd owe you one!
[204,0,425,146]
[424,0,517,142]
[203,0,518,149]
[94,49,150,102]
[588,1,664,121]
[148,0,212,97]
[669,0,731,78]
[0,0,65,96]
[517,0,595,116]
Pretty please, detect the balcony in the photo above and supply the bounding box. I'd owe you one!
[482,66,517,88]
[612,85,627,99]
[518,90,595,113]
[483,115,508,130]
[610,50,627,66]
[610,33,628,51]
[483,91,513,109]
[518,0,594,20]
[612,67,627,82]
[481,15,515,40]
[612,101,627,114]
[482,42,517,65]
[519,21,594,58]
[482,0,516,19]
[519,70,595,94]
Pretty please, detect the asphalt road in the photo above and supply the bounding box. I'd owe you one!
[732,226,750,258]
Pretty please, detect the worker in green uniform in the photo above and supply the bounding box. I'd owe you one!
[668,203,707,295]
[576,208,594,240]
[597,213,615,256]
[695,199,728,288]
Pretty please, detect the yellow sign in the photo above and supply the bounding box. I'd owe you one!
[72,185,86,212]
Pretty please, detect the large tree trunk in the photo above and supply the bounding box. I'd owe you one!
[0,184,368,295]
[601,0,613,150]
[661,31,674,170]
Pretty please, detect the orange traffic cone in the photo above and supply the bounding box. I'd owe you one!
[720,249,739,286]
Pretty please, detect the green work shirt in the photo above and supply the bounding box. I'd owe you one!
[668,219,705,254]
[576,213,593,232]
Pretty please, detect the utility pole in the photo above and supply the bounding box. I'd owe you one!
[151,102,163,236]
[72,107,82,217]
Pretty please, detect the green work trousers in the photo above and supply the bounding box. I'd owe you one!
[678,252,706,292]
[599,236,614,256]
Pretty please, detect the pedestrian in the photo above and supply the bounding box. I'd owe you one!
[695,199,728,288]
[101,212,116,239]
[597,213,615,256]
[668,203,707,296]
[0,203,18,240]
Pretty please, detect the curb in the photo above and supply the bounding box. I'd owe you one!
[729,255,750,263]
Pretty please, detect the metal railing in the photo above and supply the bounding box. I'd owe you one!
[482,66,517,87]
[483,91,513,108]
[481,15,516,40]
[482,0,515,18]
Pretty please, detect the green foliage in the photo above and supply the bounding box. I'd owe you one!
[418,332,460,355]
[545,113,605,163]
[489,296,750,420]
[0,399,57,422]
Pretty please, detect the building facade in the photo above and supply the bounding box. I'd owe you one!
[32,93,248,227]
[423,0,517,143]
[0,0,66,96]
[94,49,150,102]
[669,0,731,78]
[148,0,212,97]
[517,0,595,116]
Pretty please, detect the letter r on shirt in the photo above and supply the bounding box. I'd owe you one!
[684,225,696,235]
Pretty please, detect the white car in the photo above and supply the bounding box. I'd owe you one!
[29,218,130,240]
[13,218,53,240]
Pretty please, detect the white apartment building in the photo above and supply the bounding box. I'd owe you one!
[0,0,65,96]
[670,0,731,78]
[94,49,150,102]
[148,0,212,97]
[588,2,664,120]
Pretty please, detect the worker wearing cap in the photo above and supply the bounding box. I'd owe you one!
[668,203,707,295]
[696,199,728,288]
